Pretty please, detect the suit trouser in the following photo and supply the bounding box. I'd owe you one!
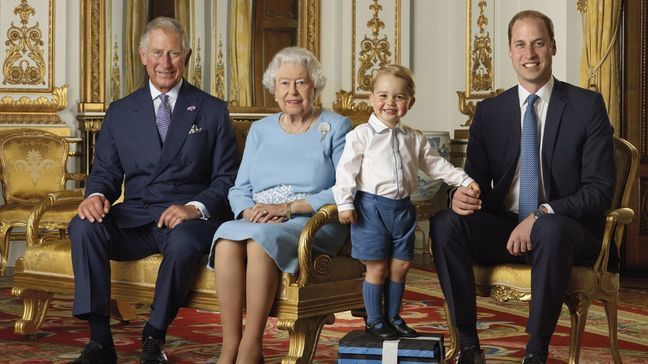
[429,209,600,339]
[69,215,218,330]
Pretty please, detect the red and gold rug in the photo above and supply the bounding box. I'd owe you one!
[1,268,647,363]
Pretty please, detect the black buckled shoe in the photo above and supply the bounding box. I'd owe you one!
[71,340,117,364]
[387,316,417,337]
[522,353,547,364]
[365,319,399,340]
[457,346,486,364]
[140,336,168,364]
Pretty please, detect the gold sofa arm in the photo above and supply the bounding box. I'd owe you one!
[295,204,342,287]
[26,190,84,247]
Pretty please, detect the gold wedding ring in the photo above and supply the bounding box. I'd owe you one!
[263,209,269,214]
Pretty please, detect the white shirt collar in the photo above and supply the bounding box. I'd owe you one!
[517,76,554,107]
[368,113,407,134]
[149,79,183,101]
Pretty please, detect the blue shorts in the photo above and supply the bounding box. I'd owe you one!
[350,191,417,261]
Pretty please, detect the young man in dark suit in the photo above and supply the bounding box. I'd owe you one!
[68,17,238,364]
[429,10,616,364]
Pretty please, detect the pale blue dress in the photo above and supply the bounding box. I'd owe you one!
[208,110,352,273]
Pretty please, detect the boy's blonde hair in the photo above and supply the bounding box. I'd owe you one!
[370,64,416,96]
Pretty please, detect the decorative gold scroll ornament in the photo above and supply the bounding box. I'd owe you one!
[456,0,502,133]
[357,0,392,91]
[3,0,46,86]
[470,0,493,92]
[0,85,67,123]
[111,35,120,102]
[192,38,202,89]
[214,36,225,100]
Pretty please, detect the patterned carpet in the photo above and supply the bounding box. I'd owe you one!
[1,267,647,363]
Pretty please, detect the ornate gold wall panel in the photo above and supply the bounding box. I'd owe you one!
[78,0,105,112]
[335,0,401,117]
[0,0,53,91]
[299,0,320,60]
[0,0,68,123]
[456,0,502,136]
[352,0,400,96]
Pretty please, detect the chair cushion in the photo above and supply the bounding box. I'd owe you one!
[20,238,365,296]
[473,264,620,300]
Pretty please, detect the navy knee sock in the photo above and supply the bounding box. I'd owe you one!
[362,281,384,325]
[384,280,405,321]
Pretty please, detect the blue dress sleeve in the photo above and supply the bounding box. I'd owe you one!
[305,115,352,211]
[228,124,257,218]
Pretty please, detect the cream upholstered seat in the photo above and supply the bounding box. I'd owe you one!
[438,136,638,364]
[11,119,366,364]
[0,129,84,276]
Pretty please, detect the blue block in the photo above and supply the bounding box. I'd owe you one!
[337,330,444,363]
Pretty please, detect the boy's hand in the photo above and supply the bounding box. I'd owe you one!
[339,210,357,224]
[467,181,481,196]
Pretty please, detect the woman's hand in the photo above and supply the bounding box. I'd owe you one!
[243,203,287,223]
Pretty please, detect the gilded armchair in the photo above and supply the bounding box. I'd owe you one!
[0,129,84,276]
[439,137,638,364]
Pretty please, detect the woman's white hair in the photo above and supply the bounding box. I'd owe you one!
[262,47,326,96]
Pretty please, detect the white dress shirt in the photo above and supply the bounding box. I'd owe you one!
[333,113,474,212]
[503,76,555,214]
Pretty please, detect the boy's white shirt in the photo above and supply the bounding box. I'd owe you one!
[333,113,474,212]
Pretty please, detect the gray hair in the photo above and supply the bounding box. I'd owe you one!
[262,47,326,96]
[139,17,189,54]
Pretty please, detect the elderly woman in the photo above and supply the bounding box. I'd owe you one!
[208,47,351,363]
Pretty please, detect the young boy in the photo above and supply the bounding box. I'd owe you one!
[333,64,480,339]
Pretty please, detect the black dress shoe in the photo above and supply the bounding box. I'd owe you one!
[387,316,417,337]
[71,340,117,364]
[522,353,547,364]
[365,319,399,340]
[141,336,168,364]
[457,346,485,364]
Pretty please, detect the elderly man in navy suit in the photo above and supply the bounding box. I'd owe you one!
[68,17,238,364]
[430,10,616,364]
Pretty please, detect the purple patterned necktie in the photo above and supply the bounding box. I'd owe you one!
[156,93,171,143]
[519,93,540,221]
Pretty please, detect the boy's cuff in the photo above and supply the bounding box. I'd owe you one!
[337,203,355,212]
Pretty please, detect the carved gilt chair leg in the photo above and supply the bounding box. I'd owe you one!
[11,287,54,336]
[277,314,335,364]
[565,293,590,364]
[0,224,12,276]
[603,299,623,364]
[110,299,138,323]
[443,300,459,362]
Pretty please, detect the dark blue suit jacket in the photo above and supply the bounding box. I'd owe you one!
[466,79,615,238]
[85,80,238,228]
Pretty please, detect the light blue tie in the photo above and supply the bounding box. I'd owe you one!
[156,93,171,143]
[519,94,540,221]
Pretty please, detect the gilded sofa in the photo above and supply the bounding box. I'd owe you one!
[11,119,366,364]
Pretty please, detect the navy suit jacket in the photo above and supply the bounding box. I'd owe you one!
[85,80,238,228]
[466,79,616,238]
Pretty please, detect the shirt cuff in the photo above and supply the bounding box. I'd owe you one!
[460,177,475,188]
[186,201,210,220]
[541,203,554,214]
[88,192,105,198]
[337,203,355,212]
